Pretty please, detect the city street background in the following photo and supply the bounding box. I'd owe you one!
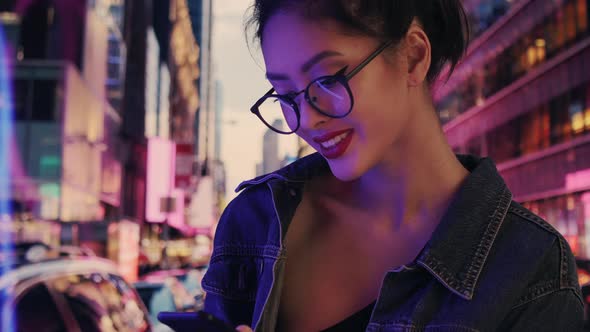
[214,0,298,202]
[1,0,590,331]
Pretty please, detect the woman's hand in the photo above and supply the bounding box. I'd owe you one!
[235,325,253,332]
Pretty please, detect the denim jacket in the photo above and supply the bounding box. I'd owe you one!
[202,153,584,331]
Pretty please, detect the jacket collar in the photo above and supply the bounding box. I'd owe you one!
[236,153,329,192]
[416,155,512,300]
[237,154,512,300]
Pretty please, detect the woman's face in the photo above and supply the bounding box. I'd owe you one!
[261,12,415,181]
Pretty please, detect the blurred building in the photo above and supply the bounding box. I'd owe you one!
[297,136,315,159]
[281,155,298,168]
[122,0,215,271]
[212,81,227,214]
[435,0,590,257]
[188,0,213,170]
[0,0,215,280]
[0,0,135,277]
[262,119,283,174]
[214,81,223,164]
[185,0,223,242]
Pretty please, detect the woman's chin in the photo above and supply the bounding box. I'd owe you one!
[327,160,363,182]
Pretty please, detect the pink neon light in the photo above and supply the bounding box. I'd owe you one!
[565,169,590,192]
[146,138,176,222]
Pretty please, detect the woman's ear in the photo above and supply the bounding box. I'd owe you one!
[404,20,431,87]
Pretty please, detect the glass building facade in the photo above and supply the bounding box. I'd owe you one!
[437,0,590,258]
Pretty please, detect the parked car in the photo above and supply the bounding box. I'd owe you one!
[0,242,152,332]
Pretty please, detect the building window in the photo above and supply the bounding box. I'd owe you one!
[462,82,590,164]
[13,79,30,121]
[31,79,58,122]
[437,0,590,123]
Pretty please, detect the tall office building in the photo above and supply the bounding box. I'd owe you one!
[262,119,283,174]
[297,136,315,159]
[212,81,226,213]
[106,0,126,115]
[436,0,590,257]
[188,0,213,170]
[0,0,130,259]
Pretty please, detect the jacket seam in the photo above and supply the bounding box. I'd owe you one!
[507,204,560,236]
[236,174,285,191]
[424,325,478,331]
[209,253,282,263]
[511,280,560,308]
[201,283,258,302]
[417,187,511,300]
[209,246,283,262]
[366,322,478,332]
[463,187,512,294]
[557,236,569,289]
[251,182,285,331]
[510,287,584,310]
[236,174,304,192]
[508,205,572,289]
[236,152,327,192]
[418,256,471,300]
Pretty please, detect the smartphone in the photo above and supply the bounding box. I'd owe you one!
[157,311,236,332]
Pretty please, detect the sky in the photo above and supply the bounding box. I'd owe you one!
[211,0,299,202]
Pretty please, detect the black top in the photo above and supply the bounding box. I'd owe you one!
[321,301,376,332]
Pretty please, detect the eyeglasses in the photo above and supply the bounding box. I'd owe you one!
[251,40,394,134]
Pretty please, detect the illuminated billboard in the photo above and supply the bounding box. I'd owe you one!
[146,138,176,222]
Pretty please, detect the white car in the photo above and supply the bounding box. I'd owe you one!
[0,243,152,332]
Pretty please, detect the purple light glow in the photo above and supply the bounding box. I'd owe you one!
[0,22,16,332]
[566,169,590,192]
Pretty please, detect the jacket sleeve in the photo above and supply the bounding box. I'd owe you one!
[201,191,262,328]
[498,288,585,331]
[202,288,255,328]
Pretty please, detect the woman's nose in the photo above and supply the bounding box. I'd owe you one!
[297,98,329,130]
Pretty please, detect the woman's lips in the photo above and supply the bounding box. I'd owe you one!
[313,129,354,159]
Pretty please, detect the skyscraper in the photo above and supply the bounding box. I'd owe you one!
[188,0,214,171]
[262,119,283,174]
[1,0,128,254]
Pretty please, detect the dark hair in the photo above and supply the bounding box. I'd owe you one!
[246,0,470,83]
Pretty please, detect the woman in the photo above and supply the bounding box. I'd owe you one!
[202,1,584,331]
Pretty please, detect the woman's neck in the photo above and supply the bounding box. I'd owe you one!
[354,101,469,230]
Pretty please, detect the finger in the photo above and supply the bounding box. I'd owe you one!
[235,325,253,332]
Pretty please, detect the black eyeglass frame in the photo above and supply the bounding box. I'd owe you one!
[251,40,394,134]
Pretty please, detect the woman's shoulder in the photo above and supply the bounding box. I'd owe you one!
[215,184,278,241]
[505,201,574,257]
[210,153,332,256]
[236,152,328,189]
[500,201,581,299]
[216,152,328,234]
